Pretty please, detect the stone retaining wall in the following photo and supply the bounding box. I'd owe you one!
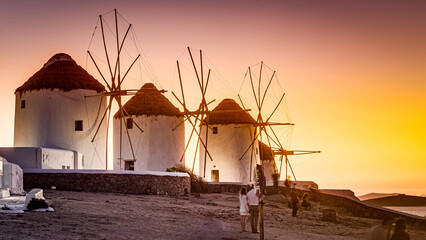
[205,183,250,193]
[23,170,190,196]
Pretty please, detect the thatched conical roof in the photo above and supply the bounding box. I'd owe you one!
[203,98,256,125]
[114,83,182,118]
[16,53,105,94]
[259,141,274,161]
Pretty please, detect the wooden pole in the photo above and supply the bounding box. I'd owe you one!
[260,71,275,109]
[119,98,123,168]
[120,54,140,85]
[203,109,209,178]
[99,15,114,79]
[192,136,200,173]
[114,8,120,89]
[249,67,260,109]
[258,61,263,110]
[119,100,136,162]
[114,23,132,81]
[87,51,112,91]
[105,97,112,170]
[259,197,264,240]
[239,131,262,160]
[285,154,288,180]
[91,97,111,142]
[249,127,256,181]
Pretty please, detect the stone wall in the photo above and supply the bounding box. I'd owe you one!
[23,170,190,196]
[205,183,250,193]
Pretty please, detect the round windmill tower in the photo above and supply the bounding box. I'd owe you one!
[258,141,277,185]
[112,83,185,171]
[199,98,260,183]
[14,53,108,169]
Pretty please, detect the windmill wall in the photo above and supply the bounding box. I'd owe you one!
[262,159,278,186]
[198,124,260,183]
[14,89,107,169]
[112,115,185,171]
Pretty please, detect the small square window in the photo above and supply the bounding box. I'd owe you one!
[126,118,133,129]
[213,126,218,134]
[125,161,135,171]
[75,120,83,131]
[21,100,26,109]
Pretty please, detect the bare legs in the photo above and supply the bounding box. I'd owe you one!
[241,215,247,231]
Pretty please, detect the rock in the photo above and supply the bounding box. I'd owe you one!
[25,188,45,208]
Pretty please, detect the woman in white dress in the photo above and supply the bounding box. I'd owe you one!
[239,187,249,232]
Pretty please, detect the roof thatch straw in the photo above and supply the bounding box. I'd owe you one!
[259,141,274,161]
[15,53,105,94]
[203,98,256,125]
[114,83,182,118]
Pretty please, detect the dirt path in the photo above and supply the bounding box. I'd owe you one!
[0,190,425,240]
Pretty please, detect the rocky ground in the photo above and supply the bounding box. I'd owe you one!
[0,190,425,240]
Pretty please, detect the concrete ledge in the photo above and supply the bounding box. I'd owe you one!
[23,170,190,196]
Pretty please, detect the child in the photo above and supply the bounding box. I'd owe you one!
[239,187,249,232]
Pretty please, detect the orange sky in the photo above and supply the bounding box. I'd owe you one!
[0,1,425,196]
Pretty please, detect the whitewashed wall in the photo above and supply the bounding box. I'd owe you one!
[0,157,24,195]
[262,159,277,186]
[14,89,107,169]
[113,115,185,171]
[0,147,80,169]
[199,124,260,183]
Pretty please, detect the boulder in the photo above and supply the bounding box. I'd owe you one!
[25,188,45,208]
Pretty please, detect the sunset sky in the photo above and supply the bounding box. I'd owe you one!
[1,1,425,196]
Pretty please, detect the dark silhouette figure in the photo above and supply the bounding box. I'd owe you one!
[289,188,299,217]
[301,192,311,210]
[247,188,260,233]
[371,216,393,240]
[391,219,410,240]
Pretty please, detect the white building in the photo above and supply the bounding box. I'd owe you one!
[13,53,107,169]
[199,99,260,183]
[113,83,185,171]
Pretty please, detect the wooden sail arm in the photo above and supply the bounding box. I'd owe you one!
[254,122,294,127]
[273,149,321,156]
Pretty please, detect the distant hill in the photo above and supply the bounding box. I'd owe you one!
[363,194,426,206]
[358,193,399,201]
[320,189,360,202]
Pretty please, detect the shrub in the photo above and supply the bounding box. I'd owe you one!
[27,198,48,210]
[166,165,207,193]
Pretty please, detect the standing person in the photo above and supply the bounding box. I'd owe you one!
[390,219,410,240]
[371,216,393,240]
[301,192,311,210]
[247,187,260,233]
[289,188,299,217]
[239,187,249,232]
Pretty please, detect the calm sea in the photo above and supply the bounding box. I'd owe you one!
[384,206,426,218]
